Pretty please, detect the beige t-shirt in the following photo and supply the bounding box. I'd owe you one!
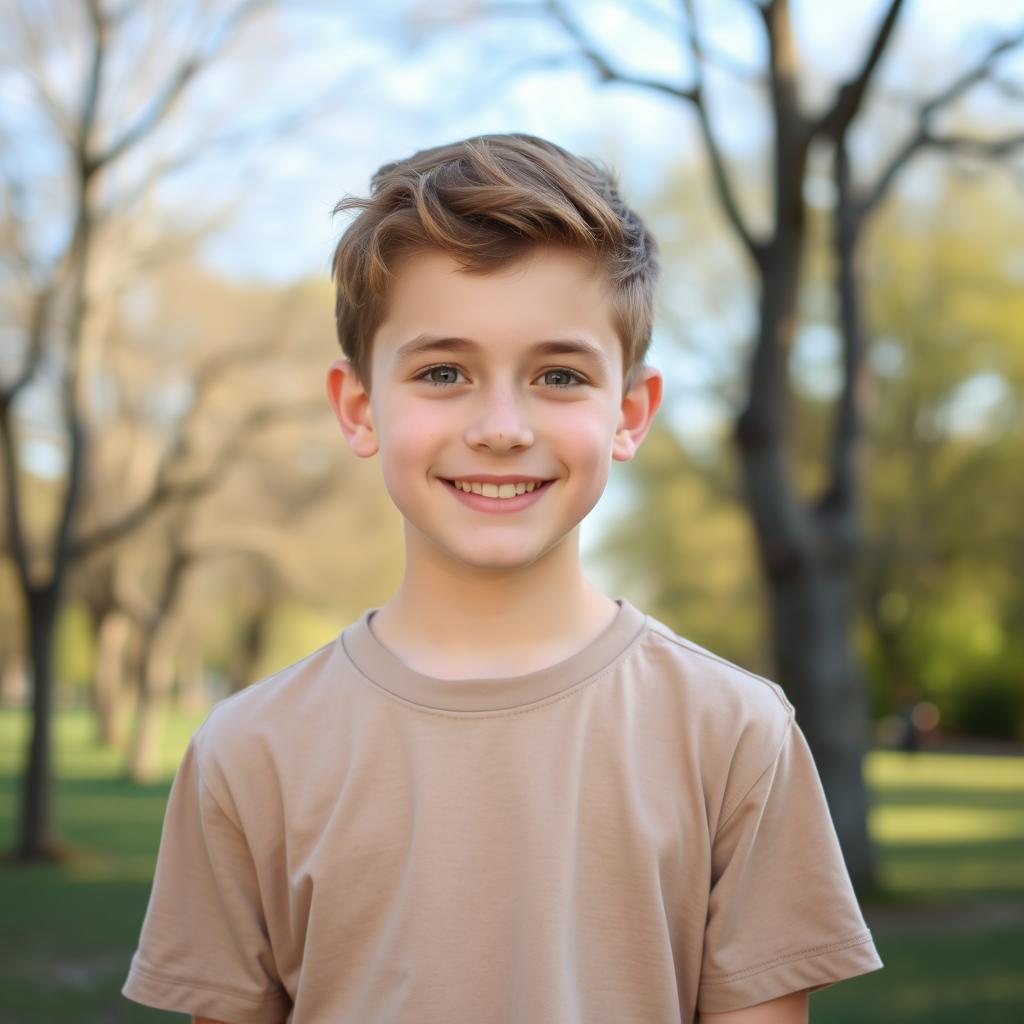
[123,597,882,1022]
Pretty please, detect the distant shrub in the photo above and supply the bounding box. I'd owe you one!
[948,662,1024,741]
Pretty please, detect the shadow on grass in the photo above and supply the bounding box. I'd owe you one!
[0,774,175,1022]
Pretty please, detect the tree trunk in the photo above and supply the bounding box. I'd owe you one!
[127,622,176,783]
[17,587,62,861]
[228,597,274,694]
[175,641,207,714]
[766,560,876,887]
[736,233,877,890]
[93,607,133,747]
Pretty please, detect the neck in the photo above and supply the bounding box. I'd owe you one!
[371,526,616,671]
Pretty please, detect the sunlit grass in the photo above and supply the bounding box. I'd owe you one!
[867,750,1024,792]
[871,806,1024,844]
[865,749,1024,900]
[0,704,206,781]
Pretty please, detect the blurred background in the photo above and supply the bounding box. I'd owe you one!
[1,0,1022,1020]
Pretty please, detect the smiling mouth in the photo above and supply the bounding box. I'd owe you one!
[442,479,555,499]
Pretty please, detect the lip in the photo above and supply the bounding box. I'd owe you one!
[442,478,555,514]
[443,474,551,484]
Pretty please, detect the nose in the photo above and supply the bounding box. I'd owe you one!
[464,382,534,453]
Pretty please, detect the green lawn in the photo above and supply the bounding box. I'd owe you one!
[1,708,1023,1022]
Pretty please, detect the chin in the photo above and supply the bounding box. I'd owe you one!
[447,540,552,572]
[455,550,540,572]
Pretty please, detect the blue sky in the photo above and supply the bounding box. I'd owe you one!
[138,1,1012,468]
[4,0,1020,534]
[189,0,1024,282]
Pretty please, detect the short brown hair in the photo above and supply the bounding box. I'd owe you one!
[330,133,659,395]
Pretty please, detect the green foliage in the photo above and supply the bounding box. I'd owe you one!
[613,159,1022,737]
[593,421,769,674]
[948,658,1024,742]
[856,174,1024,738]
[55,600,96,697]
[259,601,348,680]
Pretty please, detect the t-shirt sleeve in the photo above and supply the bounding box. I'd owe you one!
[697,711,883,1015]
[122,727,292,1023]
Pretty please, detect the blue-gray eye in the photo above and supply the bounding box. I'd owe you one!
[420,365,462,386]
[542,369,585,388]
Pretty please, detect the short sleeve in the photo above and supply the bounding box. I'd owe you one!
[122,730,292,1023]
[697,714,883,1015]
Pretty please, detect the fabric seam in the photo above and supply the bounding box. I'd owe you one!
[197,762,245,833]
[189,727,247,832]
[209,636,341,714]
[127,960,288,1005]
[340,614,652,719]
[645,628,793,715]
[700,931,877,985]
[715,707,796,831]
[640,631,797,833]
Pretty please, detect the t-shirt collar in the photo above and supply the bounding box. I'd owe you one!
[341,597,647,713]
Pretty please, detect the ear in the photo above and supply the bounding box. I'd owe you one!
[612,365,663,462]
[326,358,378,458]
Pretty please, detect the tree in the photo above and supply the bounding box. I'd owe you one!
[601,169,1024,742]
[856,176,1024,739]
[0,0,312,861]
[505,0,1024,885]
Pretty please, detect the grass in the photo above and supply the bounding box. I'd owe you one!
[1,708,1023,1022]
[0,708,205,1023]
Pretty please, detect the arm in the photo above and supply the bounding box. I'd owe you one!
[702,989,809,1023]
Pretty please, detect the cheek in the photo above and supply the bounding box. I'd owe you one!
[554,405,619,463]
[376,399,448,473]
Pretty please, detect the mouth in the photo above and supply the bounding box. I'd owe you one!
[441,478,556,500]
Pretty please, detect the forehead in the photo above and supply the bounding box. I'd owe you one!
[372,247,622,369]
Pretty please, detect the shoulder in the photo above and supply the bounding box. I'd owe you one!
[632,613,796,792]
[638,614,792,719]
[191,634,345,792]
[203,634,341,735]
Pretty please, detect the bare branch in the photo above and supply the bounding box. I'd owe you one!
[79,0,108,172]
[813,0,905,140]
[926,132,1024,156]
[77,298,306,584]
[991,75,1024,102]
[680,0,765,262]
[544,0,695,102]
[8,2,77,143]
[91,0,271,172]
[758,0,807,138]
[921,29,1024,118]
[541,0,765,261]
[69,398,325,560]
[859,30,1024,216]
[192,337,286,399]
[1,282,54,406]
[0,158,40,286]
[0,395,34,594]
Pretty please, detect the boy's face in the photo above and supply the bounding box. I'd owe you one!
[327,245,661,576]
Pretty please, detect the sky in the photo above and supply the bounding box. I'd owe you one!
[124,0,1011,468]
[3,0,1022,541]
[189,0,1024,281]
[179,0,1022,558]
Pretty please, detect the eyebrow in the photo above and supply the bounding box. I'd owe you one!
[393,334,610,367]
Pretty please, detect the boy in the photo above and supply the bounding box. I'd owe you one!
[122,133,882,1023]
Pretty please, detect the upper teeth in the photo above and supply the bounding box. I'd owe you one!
[451,480,542,498]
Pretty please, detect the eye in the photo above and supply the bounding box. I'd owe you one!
[416,364,465,387]
[539,368,587,389]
